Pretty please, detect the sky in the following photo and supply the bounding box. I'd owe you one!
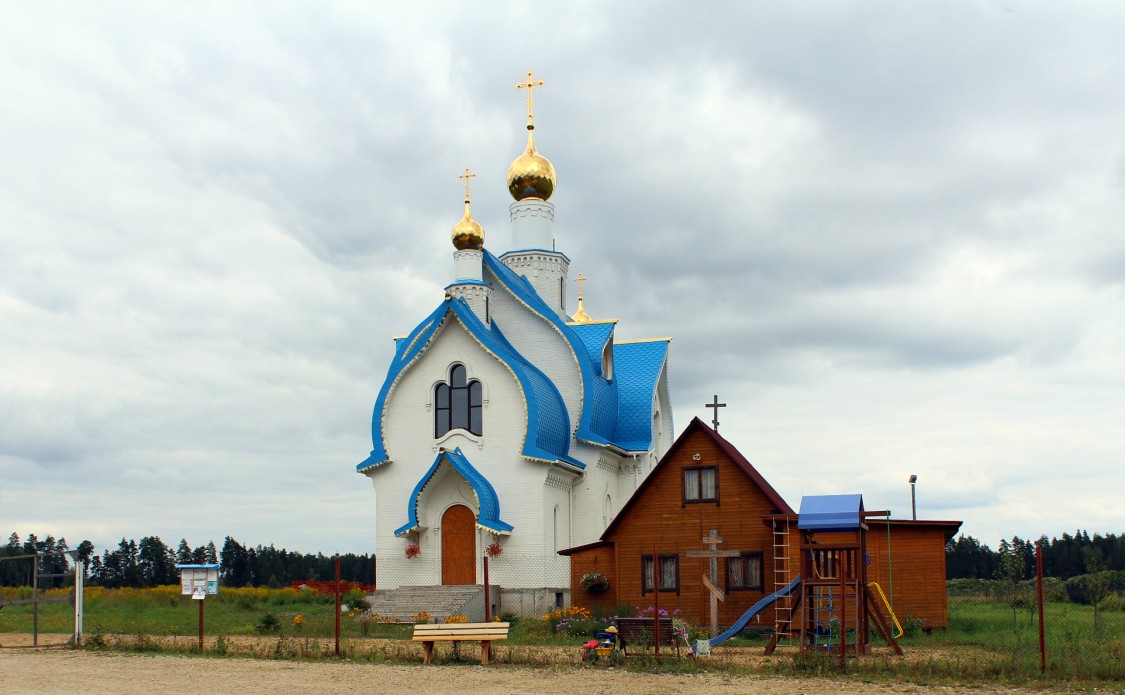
[2,2,1123,558]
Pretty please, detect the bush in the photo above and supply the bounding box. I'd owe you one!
[255,612,281,635]
[342,589,370,612]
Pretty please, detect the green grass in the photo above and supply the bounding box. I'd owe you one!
[4,586,1123,683]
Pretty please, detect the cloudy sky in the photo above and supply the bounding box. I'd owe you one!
[2,2,1122,557]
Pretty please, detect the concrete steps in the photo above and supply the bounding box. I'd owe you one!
[366,585,487,623]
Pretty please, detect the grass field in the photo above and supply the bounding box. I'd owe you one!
[3,586,1122,684]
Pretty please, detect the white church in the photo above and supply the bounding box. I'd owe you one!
[357,75,673,613]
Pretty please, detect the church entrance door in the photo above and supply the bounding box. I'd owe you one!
[441,504,476,585]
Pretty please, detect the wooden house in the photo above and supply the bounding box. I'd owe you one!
[559,417,961,631]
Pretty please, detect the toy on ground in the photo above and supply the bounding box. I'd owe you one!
[581,625,622,664]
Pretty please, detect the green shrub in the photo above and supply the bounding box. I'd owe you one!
[255,612,281,635]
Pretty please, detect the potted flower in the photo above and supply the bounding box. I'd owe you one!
[404,543,421,559]
[580,571,609,594]
[485,541,503,558]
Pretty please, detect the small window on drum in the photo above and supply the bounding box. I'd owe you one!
[435,364,483,437]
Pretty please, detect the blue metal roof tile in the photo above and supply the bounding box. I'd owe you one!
[612,340,669,452]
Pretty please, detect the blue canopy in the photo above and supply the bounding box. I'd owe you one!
[798,494,864,531]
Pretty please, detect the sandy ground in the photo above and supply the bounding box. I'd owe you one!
[0,636,1070,695]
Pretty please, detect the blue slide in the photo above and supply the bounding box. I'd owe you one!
[694,575,801,654]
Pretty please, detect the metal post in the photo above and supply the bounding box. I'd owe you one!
[653,545,660,657]
[1036,545,1046,672]
[335,557,341,657]
[483,555,491,622]
[909,475,917,521]
[198,598,204,651]
[32,554,39,648]
[74,559,85,646]
[839,559,847,668]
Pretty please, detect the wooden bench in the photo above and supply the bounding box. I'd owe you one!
[615,617,676,653]
[411,622,510,665]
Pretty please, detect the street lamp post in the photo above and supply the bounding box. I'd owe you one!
[909,474,918,520]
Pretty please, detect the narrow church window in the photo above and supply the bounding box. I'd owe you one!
[726,552,763,591]
[641,554,679,594]
[682,466,718,505]
[435,364,483,437]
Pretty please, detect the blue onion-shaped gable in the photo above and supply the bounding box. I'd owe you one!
[357,295,583,473]
[394,448,513,537]
[483,251,614,447]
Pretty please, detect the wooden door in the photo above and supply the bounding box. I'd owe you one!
[441,505,476,585]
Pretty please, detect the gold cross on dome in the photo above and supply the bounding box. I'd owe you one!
[574,272,588,299]
[458,167,476,202]
[516,71,545,126]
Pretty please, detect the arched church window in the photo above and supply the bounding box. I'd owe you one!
[602,337,614,381]
[435,364,483,437]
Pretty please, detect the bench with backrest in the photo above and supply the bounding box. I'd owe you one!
[615,617,676,654]
[411,622,510,665]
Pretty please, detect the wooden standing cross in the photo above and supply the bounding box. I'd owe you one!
[705,395,726,433]
[686,529,741,638]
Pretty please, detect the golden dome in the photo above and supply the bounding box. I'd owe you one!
[451,201,484,250]
[506,127,556,201]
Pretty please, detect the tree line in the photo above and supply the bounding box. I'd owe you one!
[946,530,1125,580]
[2,532,374,589]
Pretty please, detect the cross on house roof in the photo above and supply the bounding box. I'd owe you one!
[705,394,726,432]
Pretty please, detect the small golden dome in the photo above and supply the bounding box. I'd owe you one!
[451,201,485,250]
[506,127,556,201]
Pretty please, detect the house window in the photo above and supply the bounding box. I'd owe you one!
[641,554,679,594]
[434,364,482,437]
[682,466,718,505]
[726,552,764,591]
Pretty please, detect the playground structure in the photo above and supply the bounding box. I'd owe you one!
[767,494,903,659]
[693,494,903,659]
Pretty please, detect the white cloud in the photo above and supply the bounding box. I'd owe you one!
[1,2,1123,557]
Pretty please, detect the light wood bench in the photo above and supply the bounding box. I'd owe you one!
[411,622,510,665]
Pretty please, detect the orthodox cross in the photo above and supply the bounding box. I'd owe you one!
[705,395,726,433]
[458,167,476,202]
[686,529,741,638]
[516,71,545,126]
[574,273,588,300]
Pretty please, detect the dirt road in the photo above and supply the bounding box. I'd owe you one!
[0,648,1048,695]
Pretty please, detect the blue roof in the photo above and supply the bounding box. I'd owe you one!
[175,563,219,570]
[612,340,670,451]
[569,322,615,377]
[358,251,672,472]
[394,448,513,537]
[798,494,865,531]
[358,296,581,472]
[482,251,614,447]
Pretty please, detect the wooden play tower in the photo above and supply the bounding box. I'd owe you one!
[768,495,903,661]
